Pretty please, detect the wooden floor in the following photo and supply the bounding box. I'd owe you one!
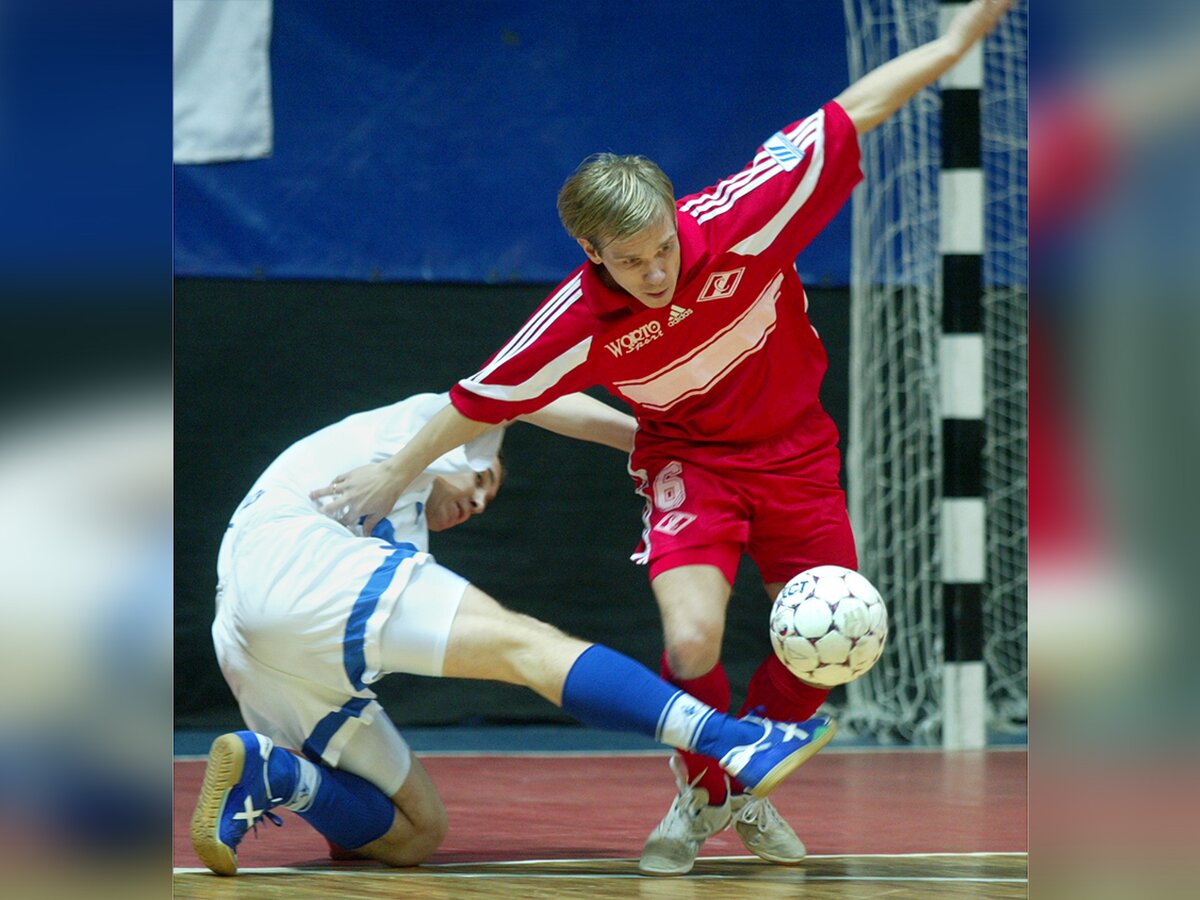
[174,854,1027,898]
[174,746,1027,897]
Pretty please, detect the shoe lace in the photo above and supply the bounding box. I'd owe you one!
[737,795,782,835]
[668,753,697,791]
[248,810,284,839]
[659,755,732,843]
[666,754,705,816]
[233,772,284,840]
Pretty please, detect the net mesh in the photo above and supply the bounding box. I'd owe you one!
[981,1,1028,734]
[838,0,1027,743]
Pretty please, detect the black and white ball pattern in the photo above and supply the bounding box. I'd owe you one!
[770,565,888,687]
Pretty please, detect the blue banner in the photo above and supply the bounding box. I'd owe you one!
[173,1,853,285]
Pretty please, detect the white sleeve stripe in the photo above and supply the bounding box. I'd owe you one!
[485,273,581,366]
[679,110,822,218]
[458,336,593,404]
[487,283,580,371]
[682,161,770,218]
[469,277,582,382]
[694,111,825,232]
[787,113,821,146]
[679,151,773,215]
[692,166,786,226]
[727,114,826,256]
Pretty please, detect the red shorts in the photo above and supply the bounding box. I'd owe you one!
[629,431,857,586]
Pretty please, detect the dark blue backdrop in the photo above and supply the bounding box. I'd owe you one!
[174,1,853,285]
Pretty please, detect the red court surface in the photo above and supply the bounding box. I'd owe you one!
[174,748,1026,868]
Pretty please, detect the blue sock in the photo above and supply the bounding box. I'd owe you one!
[267,747,395,849]
[266,746,299,800]
[561,644,762,760]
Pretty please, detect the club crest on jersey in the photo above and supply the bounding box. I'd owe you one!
[667,304,692,326]
[605,320,663,357]
[764,131,806,171]
[697,267,745,302]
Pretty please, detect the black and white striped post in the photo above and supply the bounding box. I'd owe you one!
[939,1,987,750]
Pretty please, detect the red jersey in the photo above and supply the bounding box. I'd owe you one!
[450,101,863,457]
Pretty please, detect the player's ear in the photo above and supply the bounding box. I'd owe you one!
[577,237,604,265]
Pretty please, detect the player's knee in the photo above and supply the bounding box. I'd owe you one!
[373,810,449,867]
[665,629,722,679]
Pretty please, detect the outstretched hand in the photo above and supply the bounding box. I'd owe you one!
[310,461,402,536]
[946,0,1016,49]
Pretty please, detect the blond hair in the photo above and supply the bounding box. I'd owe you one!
[556,153,676,251]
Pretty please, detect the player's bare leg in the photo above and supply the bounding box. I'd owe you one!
[442,583,835,816]
[440,585,589,704]
[719,578,813,865]
[637,566,818,874]
[349,755,447,866]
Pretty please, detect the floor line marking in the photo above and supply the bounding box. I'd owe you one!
[175,850,1029,879]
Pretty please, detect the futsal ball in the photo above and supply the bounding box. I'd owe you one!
[769,565,888,687]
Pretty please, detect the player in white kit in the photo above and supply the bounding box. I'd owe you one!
[191,390,838,876]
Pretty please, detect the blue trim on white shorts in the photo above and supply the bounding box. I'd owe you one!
[301,696,373,762]
[343,538,420,690]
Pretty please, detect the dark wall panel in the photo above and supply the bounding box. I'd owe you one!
[175,278,850,729]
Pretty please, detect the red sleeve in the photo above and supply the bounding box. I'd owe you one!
[448,268,598,423]
[678,101,863,260]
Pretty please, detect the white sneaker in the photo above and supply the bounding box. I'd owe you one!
[639,757,733,876]
[730,793,807,864]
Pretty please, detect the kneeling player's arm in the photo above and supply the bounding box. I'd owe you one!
[516,393,636,453]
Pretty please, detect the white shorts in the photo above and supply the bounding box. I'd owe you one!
[213,490,468,795]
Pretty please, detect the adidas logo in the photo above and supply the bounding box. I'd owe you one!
[667,304,692,327]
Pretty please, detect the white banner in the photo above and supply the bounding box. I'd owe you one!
[173,0,273,164]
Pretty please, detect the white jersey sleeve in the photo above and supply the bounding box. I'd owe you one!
[227,393,506,550]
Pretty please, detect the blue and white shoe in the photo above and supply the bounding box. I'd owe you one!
[190,731,284,876]
[719,715,836,798]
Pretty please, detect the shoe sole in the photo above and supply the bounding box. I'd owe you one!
[638,859,696,876]
[736,824,808,865]
[638,803,733,876]
[639,823,731,878]
[741,844,807,865]
[639,818,733,877]
[190,733,247,876]
[746,720,837,798]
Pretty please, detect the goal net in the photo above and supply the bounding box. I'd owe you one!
[839,0,1027,743]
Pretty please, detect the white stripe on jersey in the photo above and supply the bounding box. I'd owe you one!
[612,272,784,412]
[469,274,583,383]
[684,110,825,232]
[680,150,773,217]
[728,112,827,256]
[458,335,593,404]
[681,113,820,221]
[680,112,821,219]
[693,166,787,225]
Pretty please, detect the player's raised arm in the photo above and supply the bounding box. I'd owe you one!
[516,392,636,453]
[310,402,492,535]
[834,0,1014,135]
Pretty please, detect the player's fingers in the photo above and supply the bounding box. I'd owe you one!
[362,513,381,536]
[309,473,349,501]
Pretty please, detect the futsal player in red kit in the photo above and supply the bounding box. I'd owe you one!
[314,0,1016,875]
